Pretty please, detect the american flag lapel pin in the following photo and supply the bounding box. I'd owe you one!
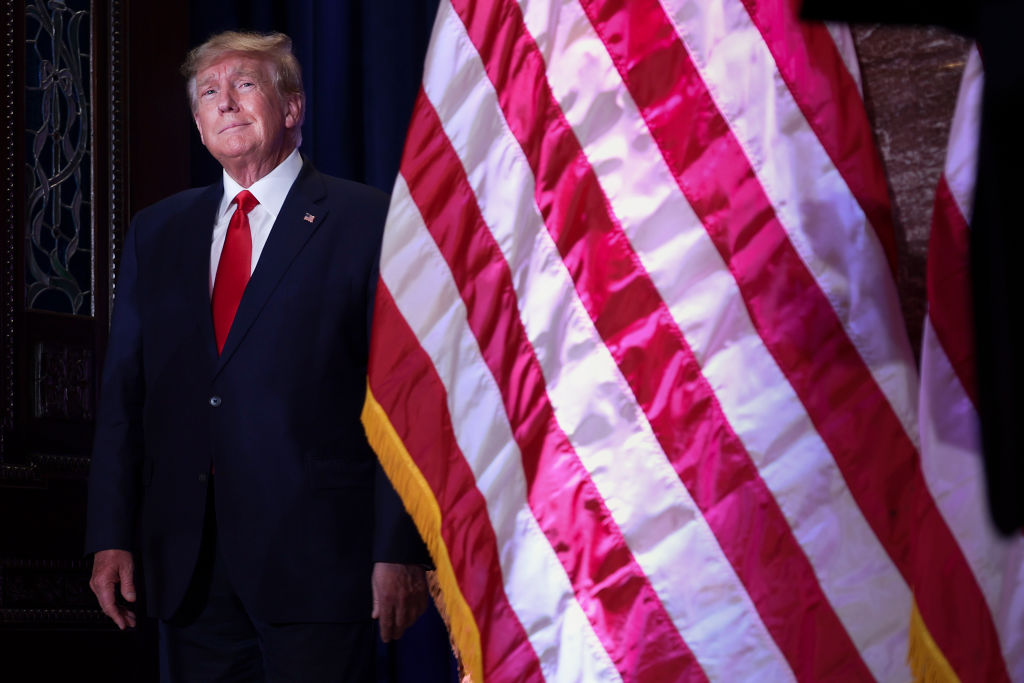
[303,212,315,223]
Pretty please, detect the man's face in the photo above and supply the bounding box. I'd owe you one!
[192,53,300,170]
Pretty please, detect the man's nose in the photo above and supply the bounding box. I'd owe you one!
[216,90,237,112]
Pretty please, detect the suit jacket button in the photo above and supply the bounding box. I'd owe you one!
[209,396,222,407]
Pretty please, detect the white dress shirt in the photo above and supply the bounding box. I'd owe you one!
[209,148,303,293]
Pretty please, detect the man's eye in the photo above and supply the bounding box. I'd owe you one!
[202,88,216,97]
[239,81,254,88]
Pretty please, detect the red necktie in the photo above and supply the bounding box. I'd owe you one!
[212,190,259,353]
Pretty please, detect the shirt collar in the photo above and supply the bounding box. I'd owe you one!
[217,148,303,221]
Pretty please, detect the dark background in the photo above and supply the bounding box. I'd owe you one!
[186,0,439,192]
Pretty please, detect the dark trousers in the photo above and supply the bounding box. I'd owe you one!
[158,484,374,682]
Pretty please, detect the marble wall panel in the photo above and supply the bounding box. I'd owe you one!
[852,24,972,356]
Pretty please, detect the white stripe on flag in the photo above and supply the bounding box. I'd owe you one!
[943,49,982,221]
[422,3,797,679]
[825,22,862,93]
[919,314,1024,672]
[658,0,919,439]
[372,1,1019,680]
[518,0,912,678]
[382,173,623,682]
[919,46,1024,675]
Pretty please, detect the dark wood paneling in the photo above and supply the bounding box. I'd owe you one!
[0,1,189,679]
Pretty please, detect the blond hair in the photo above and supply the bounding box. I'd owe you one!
[182,30,305,127]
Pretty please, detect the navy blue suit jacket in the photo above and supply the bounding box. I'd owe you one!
[85,159,423,622]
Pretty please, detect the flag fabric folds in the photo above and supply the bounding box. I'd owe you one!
[362,1,1016,681]
[915,46,1024,682]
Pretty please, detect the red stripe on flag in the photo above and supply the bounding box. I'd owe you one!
[451,0,874,678]
[740,0,899,274]
[927,176,977,407]
[369,283,544,683]
[402,88,705,683]
[579,0,1011,680]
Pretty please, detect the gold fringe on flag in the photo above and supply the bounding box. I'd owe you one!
[908,596,959,683]
[427,571,474,683]
[362,384,483,683]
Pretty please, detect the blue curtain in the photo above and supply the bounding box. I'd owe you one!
[187,3,457,682]
[188,0,439,193]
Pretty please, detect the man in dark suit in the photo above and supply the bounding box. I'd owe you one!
[85,30,429,680]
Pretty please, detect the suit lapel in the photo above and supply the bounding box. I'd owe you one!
[215,162,329,372]
[179,184,223,364]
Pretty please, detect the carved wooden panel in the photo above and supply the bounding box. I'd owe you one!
[0,0,19,464]
[0,558,103,624]
[24,0,93,315]
[0,0,121,635]
[33,341,94,420]
[0,1,181,678]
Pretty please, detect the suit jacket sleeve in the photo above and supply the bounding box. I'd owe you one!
[374,463,429,564]
[85,216,146,554]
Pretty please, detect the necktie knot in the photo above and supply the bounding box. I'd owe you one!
[235,189,259,215]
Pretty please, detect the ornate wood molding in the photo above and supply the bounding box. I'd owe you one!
[107,0,126,303]
[33,342,94,420]
[0,452,91,484]
[0,557,108,628]
[1,0,19,455]
[0,608,109,626]
[0,0,148,658]
[2,0,127,469]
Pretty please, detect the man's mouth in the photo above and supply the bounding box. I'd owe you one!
[218,122,250,134]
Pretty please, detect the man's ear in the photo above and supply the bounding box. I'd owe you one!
[284,95,302,130]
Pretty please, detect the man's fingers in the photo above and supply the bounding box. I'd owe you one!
[397,569,428,636]
[395,595,419,636]
[378,603,396,642]
[107,606,135,631]
[90,549,136,630]
[119,563,137,603]
[94,583,135,630]
[96,590,127,630]
[393,588,428,640]
[90,572,123,628]
[97,590,133,630]
[388,578,428,641]
[372,562,429,642]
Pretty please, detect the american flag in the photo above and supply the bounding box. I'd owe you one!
[917,46,1024,683]
[362,1,1015,680]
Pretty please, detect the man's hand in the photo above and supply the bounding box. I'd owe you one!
[89,549,137,630]
[371,562,428,642]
